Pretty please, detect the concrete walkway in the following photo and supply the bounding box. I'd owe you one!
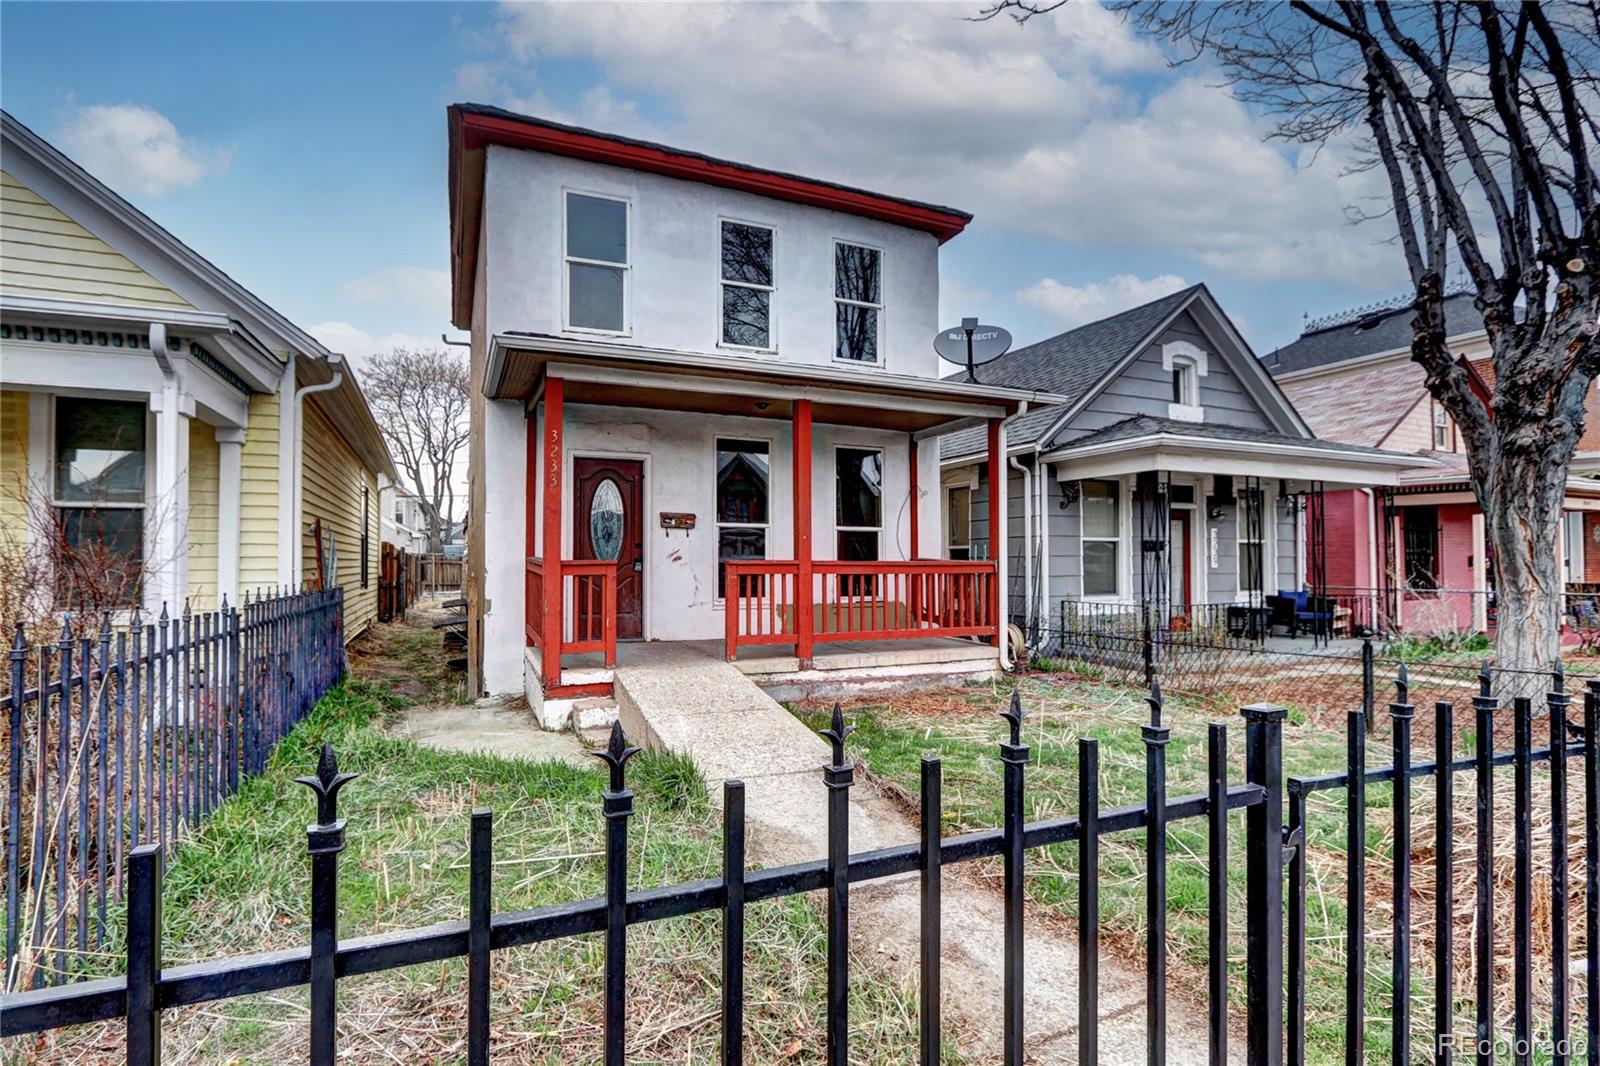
[615,643,1236,1063]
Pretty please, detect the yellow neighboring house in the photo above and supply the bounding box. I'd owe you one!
[0,110,396,637]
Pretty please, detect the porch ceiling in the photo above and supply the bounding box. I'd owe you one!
[486,332,1062,434]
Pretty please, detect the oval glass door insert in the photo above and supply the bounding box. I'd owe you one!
[589,478,624,560]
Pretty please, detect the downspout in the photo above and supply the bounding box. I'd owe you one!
[1009,450,1033,637]
[293,355,345,588]
[1035,445,1048,644]
[996,402,1025,671]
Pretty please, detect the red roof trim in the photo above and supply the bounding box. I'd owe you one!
[459,112,970,244]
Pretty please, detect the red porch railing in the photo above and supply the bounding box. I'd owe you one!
[724,559,998,660]
[524,557,618,678]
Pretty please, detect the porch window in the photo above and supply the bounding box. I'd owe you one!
[716,438,769,599]
[565,192,629,333]
[946,484,972,560]
[1237,487,1266,596]
[834,242,882,364]
[53,397,145,608]
[720,221,774,349]
[1403,505,1439,591]
[1082,480,1120,597]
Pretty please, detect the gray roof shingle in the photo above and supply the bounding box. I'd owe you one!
[1262,292,1483,377]
[939,284,1203,460]
[1049,413,1400,457]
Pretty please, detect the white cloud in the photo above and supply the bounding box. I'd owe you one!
[467,2,1406,288]
[336,266,451,316]
[57,104,228,197]
[307,321,448,377]
[1017,273,1190,328]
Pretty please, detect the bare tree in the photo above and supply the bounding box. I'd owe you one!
[364,347,470,553]
[981,0,1599,672]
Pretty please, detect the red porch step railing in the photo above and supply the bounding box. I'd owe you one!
[525,557,618,680]
[724,559,998,661]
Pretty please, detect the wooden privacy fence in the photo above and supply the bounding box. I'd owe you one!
[3,671,1595,1065]
[2,588,346,991]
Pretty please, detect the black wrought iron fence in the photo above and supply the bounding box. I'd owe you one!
[1034,600,1587,719]
[2,674,1595,1066]
[2,587,346,991]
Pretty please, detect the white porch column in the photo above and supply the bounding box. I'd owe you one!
[276,355,298,588]
[147,357,191,614]
[216,427,245,605]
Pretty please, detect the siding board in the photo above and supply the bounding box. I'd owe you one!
[300,399,378,638]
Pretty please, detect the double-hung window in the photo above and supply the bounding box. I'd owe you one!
[1236,487,1266,596]
[1431,400,1451,450]
[53,397,145,608]
[565,192,629,333]
[946,485,972,560]
[716,439,769,599]
[1081,480,1120,597]
[834,241,882,364]
[720,221,774,349]
[836,448,882,594]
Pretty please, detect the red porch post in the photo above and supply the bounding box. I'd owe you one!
[526,401,538,643]
[987,417,1003,647]
[908,435,922,624]
[909,435,920,560]
[794,399,814,669]
[541,377,565,690]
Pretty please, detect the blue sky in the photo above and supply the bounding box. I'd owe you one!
[1,2,1410,369]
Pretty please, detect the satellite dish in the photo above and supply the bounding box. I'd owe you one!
[934,317,1013,382]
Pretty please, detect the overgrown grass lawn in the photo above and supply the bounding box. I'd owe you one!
[13,658,920,1063]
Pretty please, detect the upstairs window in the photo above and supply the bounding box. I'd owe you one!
[1431,400,1451,450]
[565,192,629,333]
[1171,359,1198,406]
[720,221,774,349]
[834,242,882,364]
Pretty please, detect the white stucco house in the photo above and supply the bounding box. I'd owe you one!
[448,104,1056,711]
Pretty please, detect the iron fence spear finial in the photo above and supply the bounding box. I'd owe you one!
[820,703,854,766]
[591,720,640,792]
[9,620,24,656]
[1145,678,1165,729]
[999,689,1026,746]
[1479,660,1493,698]
[1395,662,1410,706]
[1552,658,1565,693]
[295,742,358,827]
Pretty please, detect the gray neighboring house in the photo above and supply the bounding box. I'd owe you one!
[939,284,1423,640]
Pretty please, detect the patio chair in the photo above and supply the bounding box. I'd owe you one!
[1267,589,1335,639]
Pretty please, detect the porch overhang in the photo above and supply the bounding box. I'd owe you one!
[485,332,1062,434]
[1041,432,1430,489]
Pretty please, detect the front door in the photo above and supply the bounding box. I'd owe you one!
[573,458,644,640]
[1168,511,1192,623]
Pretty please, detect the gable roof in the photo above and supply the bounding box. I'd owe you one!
[448,103,973,328]
[1262,291,1484,378]
[1279,359,1429,447]
[941,283,1310,460]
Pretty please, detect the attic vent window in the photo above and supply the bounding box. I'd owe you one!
[1353,313,1385,333]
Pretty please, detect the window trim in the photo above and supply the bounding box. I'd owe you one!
[713,435,774,604]
[1431,399,1454,450]
[945,482,974,560]
[1161,341,1207,423]
[561,188,632,337]
[833,443,885,559]
[1234,484,1268,602]
[831,238,885,368]
[1079,477,1124,600]
[716,216,778,353]
[50,395,151,609]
